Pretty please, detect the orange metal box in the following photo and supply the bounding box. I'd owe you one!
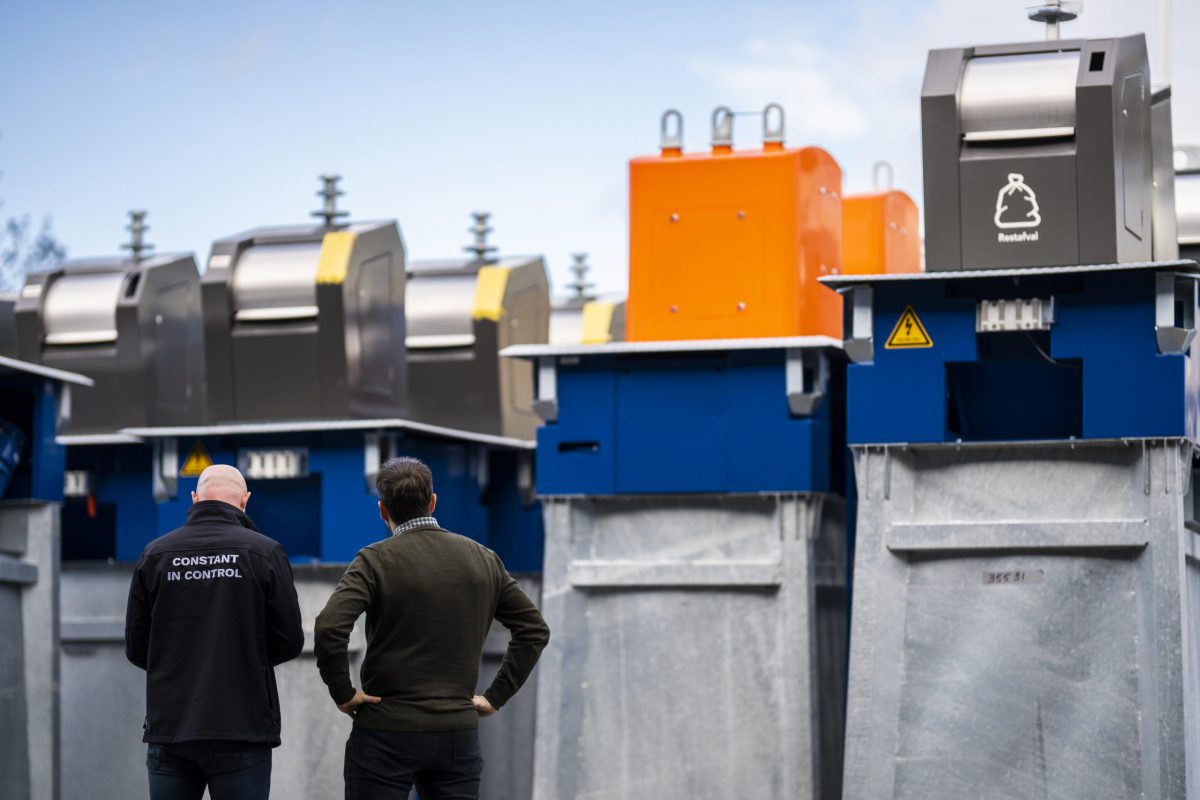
[627,106,843,341]
[842,189,921,277]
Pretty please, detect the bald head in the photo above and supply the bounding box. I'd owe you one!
[192,464,250,510]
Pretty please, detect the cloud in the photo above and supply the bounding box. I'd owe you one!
[686,0,1200,201]
[690,40,871,138]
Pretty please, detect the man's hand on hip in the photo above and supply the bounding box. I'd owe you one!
[338,689,382,718]
[472,694,497,717]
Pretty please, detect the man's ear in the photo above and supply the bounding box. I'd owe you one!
[242,491,251,511]
[191,491,200,505]
[378,501,389,525]
[429,493,437,515]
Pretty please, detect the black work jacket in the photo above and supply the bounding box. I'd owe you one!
[125,501,304,745]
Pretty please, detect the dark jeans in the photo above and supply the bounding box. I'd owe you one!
[147,741,272,800]
[344,726,483,800]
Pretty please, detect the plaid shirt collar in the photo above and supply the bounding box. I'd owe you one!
[392,516,440,536]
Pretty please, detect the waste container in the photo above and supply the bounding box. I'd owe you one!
[535,492,846,799]
[506,337,848,800]
[921,33,1177,270]
[844,439,1200,798]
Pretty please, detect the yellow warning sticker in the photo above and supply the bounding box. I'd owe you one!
[179,440,214,477]
[885,306,933,349]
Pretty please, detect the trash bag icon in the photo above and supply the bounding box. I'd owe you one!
[994,173,1041,229]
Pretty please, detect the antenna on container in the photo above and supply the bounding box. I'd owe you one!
[121,210,153,264]
[873,161,895,191]
[312,174,349,227]
[1027,0,1081,41]
[465,211,498,262]
[566,253,596,301]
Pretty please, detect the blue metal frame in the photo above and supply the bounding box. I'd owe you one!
[826,262,1200,445]
[522,343,845,495]
[0,375,66,502]
[61,430,543,568]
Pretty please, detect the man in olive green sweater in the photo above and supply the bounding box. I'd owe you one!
[314,456,550,799]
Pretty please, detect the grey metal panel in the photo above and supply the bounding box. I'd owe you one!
[0,584,29,799]
[922,35,1155,271]
[41,271,125,345]
[959,51,1079,138]
[121,417,536,449]
[152,280,197,412]
[0,295,16,357]
[231,242,321,321]
[59,562,540,800]
[0,554,37,584]
[406,256,549,439]
[549,303,585,346]
[1120,72,1149,241]
[1151,88,1179,260]
[478,574,541,800]
[405,272,477,346]
[819,258,1199,288]
[503,334,843,359]
[203,220,407,422]
[0,505,61,800]
[0,355,92,387]
[1179,173,1200,246]
[533,494,846,800]
[843,440,1197,798]
[13,254,205,432]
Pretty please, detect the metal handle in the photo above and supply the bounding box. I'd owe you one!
[660,109,683,151]
[711,106,733,148]
[873,161,894,191]
[762,103,785,145]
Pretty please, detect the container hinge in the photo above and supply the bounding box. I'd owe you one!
[531,357,558,422]
[840,285,874,363]
[363,433,401,495]
[152,437,178,503]
[1155,272,1198,354]
[517,449,536,507]
[474,446,490,496]
[57,384,72,432]
[976,297,1055,332]
[786,349,829,416]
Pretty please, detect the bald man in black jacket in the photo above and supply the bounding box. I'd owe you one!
[126,464,304,800]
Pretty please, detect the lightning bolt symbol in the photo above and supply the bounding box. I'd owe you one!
[905,318,913,335]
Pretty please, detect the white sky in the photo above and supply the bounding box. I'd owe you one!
[1,0,1196,296]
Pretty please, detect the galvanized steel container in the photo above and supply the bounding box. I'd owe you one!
[60,563,540,799]
[844,439,1200,798]
[533,493,846,799]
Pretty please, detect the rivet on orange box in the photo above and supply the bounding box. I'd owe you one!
[627,104,843,342]
[842,162,921,278]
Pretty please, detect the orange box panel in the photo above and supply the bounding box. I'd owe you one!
[627,146,843,342]
[842,190,921,276]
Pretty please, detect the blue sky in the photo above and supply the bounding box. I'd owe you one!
[2,0,1197,295]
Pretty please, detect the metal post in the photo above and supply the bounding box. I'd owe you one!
[464,211,498,262]
[121,210,153,263]
[1026,1,1079,41]
[311,173,349,227]
[566,253,595,301]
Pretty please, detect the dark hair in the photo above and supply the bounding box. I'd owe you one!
[376,457,433,524]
